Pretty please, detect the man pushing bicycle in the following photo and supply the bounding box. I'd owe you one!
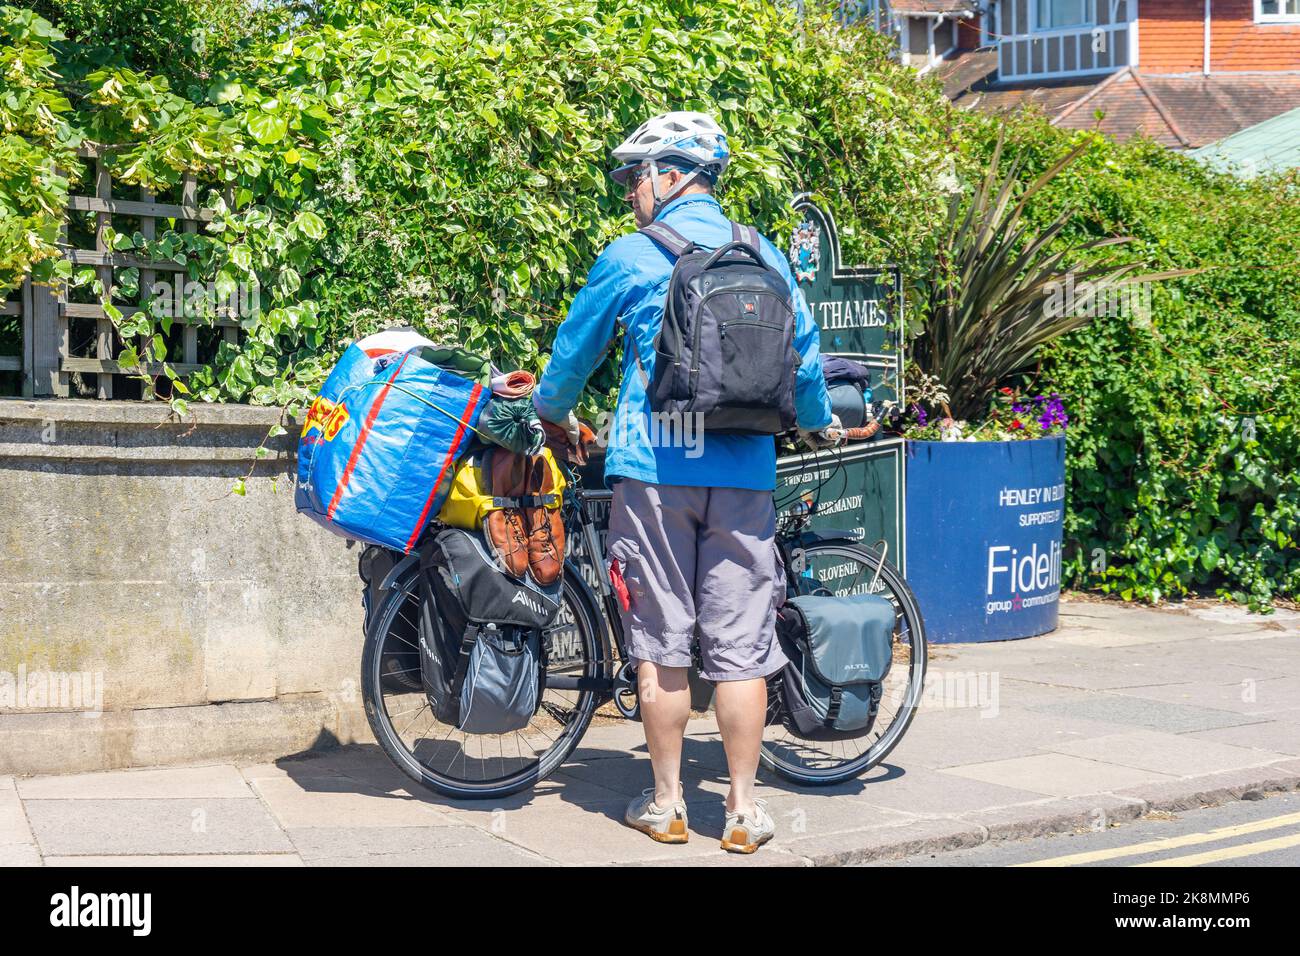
[533,111,843,853]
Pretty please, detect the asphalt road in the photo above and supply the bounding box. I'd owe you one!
[873,790,1300,866]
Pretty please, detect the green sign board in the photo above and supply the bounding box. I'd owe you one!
[778,195,907,571]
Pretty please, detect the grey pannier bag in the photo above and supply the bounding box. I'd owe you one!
[774,592,895,740]
[456,624,542,735]
[417,527,562,734]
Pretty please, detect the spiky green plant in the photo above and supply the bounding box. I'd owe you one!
[910,133,1190,422]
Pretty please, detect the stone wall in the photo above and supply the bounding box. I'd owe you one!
[0,399,370,774]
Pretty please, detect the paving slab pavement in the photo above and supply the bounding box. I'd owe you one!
[4,596,1299,866]
[23,797,295,856]
[44,854,305,867]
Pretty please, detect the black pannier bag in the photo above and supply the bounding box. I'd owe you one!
[417,528,562,734]
[638,221,799,435]
[774,592,896,741]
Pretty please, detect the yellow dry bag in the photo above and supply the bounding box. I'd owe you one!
[437,446,566,530]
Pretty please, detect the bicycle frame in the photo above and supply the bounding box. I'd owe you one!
[371,451,872,702]
[543,477,867,701]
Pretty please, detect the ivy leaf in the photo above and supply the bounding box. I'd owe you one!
[513,262,530,292]
[1199,539,1221,572]
[116,345,140,372]
[246,112,288,145]
[294,211,326,241]
[277,267,301,298]
[210,79,242,104]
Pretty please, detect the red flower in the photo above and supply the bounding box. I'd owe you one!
[999,387,1013,395]
[1011,419,1024,430]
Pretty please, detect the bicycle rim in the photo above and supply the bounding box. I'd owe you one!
[361,563,602,799]
[760,542,927,785]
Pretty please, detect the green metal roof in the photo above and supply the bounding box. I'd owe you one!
[1190,106,1300,178]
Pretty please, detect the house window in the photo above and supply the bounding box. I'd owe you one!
[1257,0,1300,22]
[1035,0,1096,30]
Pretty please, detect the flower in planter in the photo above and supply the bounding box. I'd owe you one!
[904,375,1070,442]
[1036,393,1069,432]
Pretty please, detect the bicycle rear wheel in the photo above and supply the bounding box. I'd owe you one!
[760,541,926,785]
[361,559,604,799]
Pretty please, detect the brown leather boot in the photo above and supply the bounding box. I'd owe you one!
[483,451,530,578]
[525,454,565,586]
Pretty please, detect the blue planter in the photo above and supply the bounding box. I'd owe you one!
[904,436,1066,644]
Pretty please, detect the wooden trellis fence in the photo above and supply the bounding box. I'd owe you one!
[1,144,237,399]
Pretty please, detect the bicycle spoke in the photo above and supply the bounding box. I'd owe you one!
[396,700,431,741]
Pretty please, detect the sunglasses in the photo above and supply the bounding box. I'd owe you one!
[626,165,655,191]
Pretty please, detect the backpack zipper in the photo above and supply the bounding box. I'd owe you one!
[719,318,783,339]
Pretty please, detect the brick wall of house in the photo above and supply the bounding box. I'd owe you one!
[1139,0,1300,73]
[1139,0,1206,71]
[1210,0,1300,72]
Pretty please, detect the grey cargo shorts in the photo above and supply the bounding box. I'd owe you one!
[605,477,788,682]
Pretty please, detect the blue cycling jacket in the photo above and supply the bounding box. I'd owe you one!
[534,193,833,492]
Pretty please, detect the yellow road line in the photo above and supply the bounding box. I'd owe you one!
[1015,810,1300,867]
[1135,831,1300,867]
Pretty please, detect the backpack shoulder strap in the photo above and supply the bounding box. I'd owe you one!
[732,222,762,250]
[639,222,694,259]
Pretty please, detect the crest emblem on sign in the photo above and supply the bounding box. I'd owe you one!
[789,218,820,283]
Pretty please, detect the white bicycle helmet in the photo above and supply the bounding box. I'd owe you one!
[611,111,731,213]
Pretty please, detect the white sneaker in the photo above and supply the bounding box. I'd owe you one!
[721,799,775,854]
[624,787,689,844]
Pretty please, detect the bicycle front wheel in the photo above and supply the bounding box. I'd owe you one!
[361,559,604,799]
[760,541,927,786]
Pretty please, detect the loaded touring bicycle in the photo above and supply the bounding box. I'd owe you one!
[358,440,928,799]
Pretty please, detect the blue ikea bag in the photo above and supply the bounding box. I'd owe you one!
[296,344,489,553]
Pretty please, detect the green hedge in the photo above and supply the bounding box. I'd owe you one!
[1030,137,1298,608]
[0,0,1295,605]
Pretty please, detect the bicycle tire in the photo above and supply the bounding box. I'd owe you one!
[361,558,604,799]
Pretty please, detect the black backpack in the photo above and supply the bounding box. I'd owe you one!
[638,221,800,435]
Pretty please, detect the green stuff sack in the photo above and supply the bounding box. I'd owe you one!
[479,397,545,455]
[417,346,493,387]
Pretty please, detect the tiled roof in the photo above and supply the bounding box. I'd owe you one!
[1137,74,1300,147]
[936,49,1114,121]
[937,48,1300,149]
[1055,70,1300,148]
[1053,70,1188,147]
